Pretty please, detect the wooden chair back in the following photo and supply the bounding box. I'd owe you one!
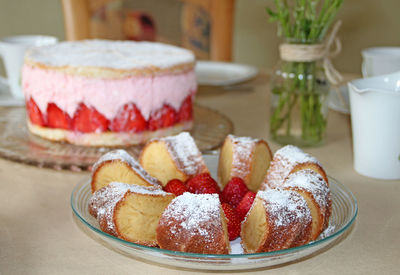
[62,0,235,61]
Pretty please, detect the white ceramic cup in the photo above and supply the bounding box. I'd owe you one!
[0,35,58,99]
[362,47,400,78]
[348,72,400,180]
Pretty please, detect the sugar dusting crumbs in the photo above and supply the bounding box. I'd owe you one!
[162,193,221,238]
[318,223,336,240]
[27,39,195,69]
[163,132,205,175]
[92,149,161,187]
[230,237,244,254]
[229,135,259,176]
[283,169,330,209]
[258,189,311,227]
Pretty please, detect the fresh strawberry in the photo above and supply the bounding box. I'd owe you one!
[26,98,46,126]
[221,203,241,241]
[186,173,220,194]
[178,96,193,122]
[110,103,147,132]
[164,179,187,196]
[221,177,249,208]
[72,103,109,133]
[236,191,256,222]
[148,105,177,130]
[47,103,71,129]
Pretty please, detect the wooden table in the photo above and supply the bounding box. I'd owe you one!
[1,74,399,274]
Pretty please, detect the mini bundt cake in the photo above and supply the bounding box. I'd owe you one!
[139,132,209,186]
[156,193,230,254]
[91,149,162,193]
[89,182,175,246]
[218,135,273,192]
[240,189,312,253]
[88,135,333,255]
[282,169,331,240]
[261,145,328,190]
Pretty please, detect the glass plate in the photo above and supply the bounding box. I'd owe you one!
[71,155,358,271]
[0,104,233,171]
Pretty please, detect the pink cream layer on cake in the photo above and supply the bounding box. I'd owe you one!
[22,40,197,146]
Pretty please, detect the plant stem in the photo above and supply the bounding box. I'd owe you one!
[267,0,342,145]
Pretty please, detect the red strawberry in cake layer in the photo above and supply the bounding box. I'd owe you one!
[186,173,220,194]
[178,96,193,122]
[236,191,256,222]
[148,105,177,131]
[27,98,46,126]
[221,203,241,241]
[221,177,249,208]
[47,103,71,130]
[163,179,187,196]
[72,103,109,133]
[110,103,147,132]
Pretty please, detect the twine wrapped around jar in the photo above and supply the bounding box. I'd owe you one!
[278,21,343,86]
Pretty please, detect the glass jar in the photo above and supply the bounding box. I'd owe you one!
[269,58,330,147]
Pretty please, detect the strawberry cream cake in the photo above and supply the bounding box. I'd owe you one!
[22,39,197,146]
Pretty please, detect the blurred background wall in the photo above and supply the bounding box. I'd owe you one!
[0,0,399,75]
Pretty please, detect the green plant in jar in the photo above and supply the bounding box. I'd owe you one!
[267,0,343,146]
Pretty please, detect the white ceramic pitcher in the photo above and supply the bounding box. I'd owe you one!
[348,72,400,180]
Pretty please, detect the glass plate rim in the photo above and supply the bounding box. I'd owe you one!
[70,175,358,259]
[0,104,234,171]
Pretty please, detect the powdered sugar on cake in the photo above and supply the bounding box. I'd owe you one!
[160,193,222,238]
[89,182,169,235]
[92,149,161,187]
[26,40,194,70]
[162,132,206,176]
[229,135,259,177]
[283,169,330,211]
[264,145,320,189]
[258,189,311,227]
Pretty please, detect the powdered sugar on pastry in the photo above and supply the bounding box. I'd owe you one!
[258,189,311,227]
[228,135,260,177]
[156,192,230,254]
[163,193,221,236]
[26,40,194,70]
[161,132,207,176]
[89,182,168,235]
[263,145,320,189]
[92,149,161,187]
[89,181,171,241]
[283,169,330,212]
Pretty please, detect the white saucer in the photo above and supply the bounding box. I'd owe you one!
[328,85,350,114]
[195,61,258,86]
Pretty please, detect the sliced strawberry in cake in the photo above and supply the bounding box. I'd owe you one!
[110,103,147,133]
[27,98,46,126]
[47,103,71,130]
[148,105,177,131]
[178,95,193,122]
[72,103,109,133]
